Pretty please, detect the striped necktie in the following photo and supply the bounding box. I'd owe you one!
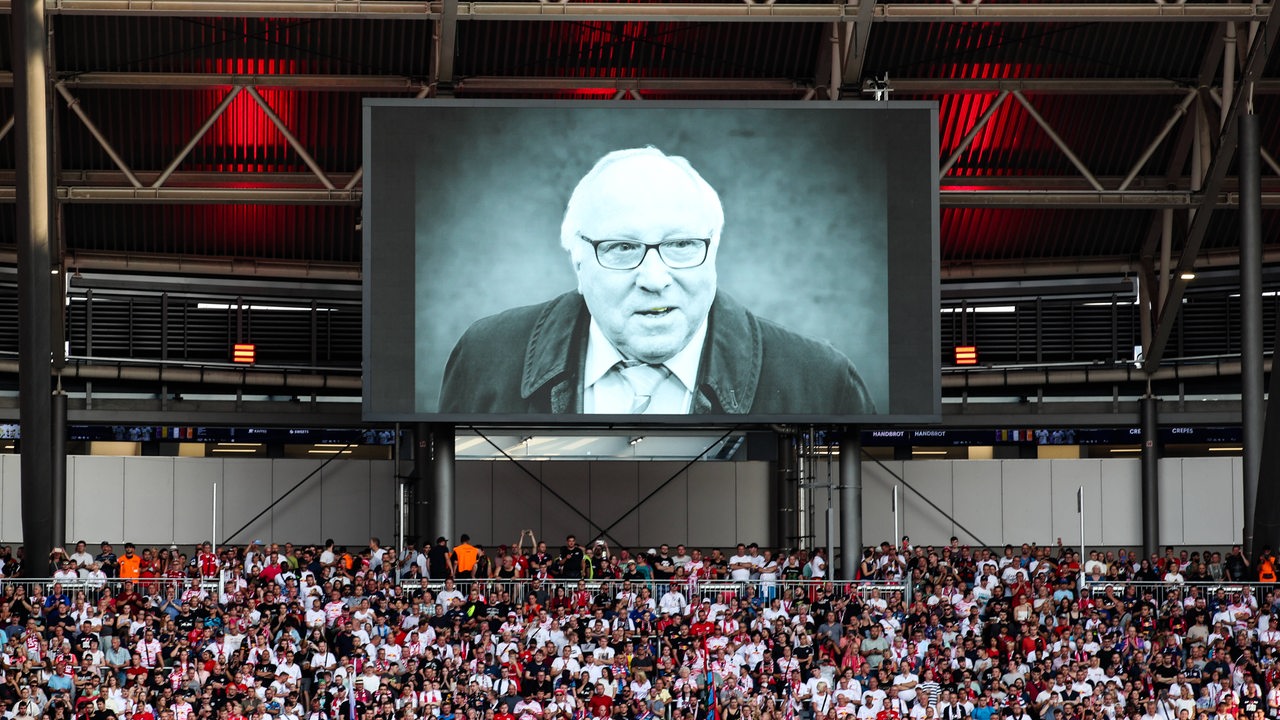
[618,362,670,413]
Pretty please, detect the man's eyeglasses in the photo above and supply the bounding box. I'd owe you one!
[579,234,710,271]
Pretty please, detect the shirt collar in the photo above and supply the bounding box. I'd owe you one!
[583,317,708,394]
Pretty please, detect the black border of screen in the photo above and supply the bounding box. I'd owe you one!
[363,99,941,425]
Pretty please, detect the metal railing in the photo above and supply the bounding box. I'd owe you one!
[0,577,218,606]
[396,577,911,605]
[1082,579,1280,617]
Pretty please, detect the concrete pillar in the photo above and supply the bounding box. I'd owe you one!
[430,424,455,545]
[838,429,862,580]
[1240,111,1263,557]
[15,0,54,577]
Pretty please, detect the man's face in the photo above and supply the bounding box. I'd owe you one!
[571,155,718,365]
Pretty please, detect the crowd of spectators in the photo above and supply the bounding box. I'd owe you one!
[1,534,1279,720]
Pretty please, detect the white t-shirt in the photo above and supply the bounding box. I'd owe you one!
[729,555,754,582]
[893,673,919,703]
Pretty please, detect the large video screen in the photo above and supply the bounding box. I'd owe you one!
[364,101,939,423]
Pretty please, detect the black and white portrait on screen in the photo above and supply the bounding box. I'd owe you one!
[437,146,877,416]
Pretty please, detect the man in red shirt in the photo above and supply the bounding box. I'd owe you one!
[876,689,903,720]
[587,683,614,718]
[197,542,220,578]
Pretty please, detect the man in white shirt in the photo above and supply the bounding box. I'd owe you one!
[69,541,95,575]
[809,549,827,580]
[659,588,688,616]
[436,579,465,611]
[891,668,919,706]
[729,545,755,582]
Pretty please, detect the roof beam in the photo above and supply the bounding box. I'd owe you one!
[37,187,360,203]
[942,190,1280,209]
[435,0,459,89]
[885,78,1280,95]
[841,0,877,93]
[1,0,1263,22]
[56,73,427,91]
[1143,7,1280,373]
[456,2,1273,23]
[0,185,1272,207]
[38,73,1280,97]
[457,76,807,93]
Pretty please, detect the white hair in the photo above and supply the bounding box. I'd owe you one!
[559,146,725,263]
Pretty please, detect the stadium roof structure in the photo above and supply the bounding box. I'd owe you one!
[0,0,1277,426]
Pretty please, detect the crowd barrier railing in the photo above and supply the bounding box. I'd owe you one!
[396,576,911,607]
[1082,579,1280,617]
[0,577,219,606]
[0,575,911,612]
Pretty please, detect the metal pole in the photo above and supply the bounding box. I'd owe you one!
[1223,22,1237,130]
[893,484,900,547]
[940,91,1010,178]
[1159,209,1173,308]
[838,429,862,580]
[1077,486,1085,592]
[54,83,143,188]
[1141,396,1160,558]
[431,424,455,545]
[1118,90,1198,192]
[797,432,811,550]
[152,85,243,188]
[1012,91,1105,192]
[825,437,834,571]
[212,482,217,556]
[398,483,406,583]
[1139,266,1153,358]
[415,423,432,544]
[245,87,336,190]
[1241,110,1264,556]
[395,422,404,570]
[777,432,798,550]
[15,0,54,578]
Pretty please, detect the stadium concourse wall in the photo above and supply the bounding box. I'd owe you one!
[0,456,1244,549]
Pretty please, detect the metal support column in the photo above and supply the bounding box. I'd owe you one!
[14,0,54,577]
[1251,294,1280,562]
[1241,111,1264,556]
[796,430,812,551]
[430,424,455,544]
[51,390,66,549]
[776,432,798,550]
[838,429,862,581]
[414,423,432,543]
[1140,396,1160,558]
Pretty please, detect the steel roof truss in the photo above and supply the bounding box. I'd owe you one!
[1143,7,1280,373]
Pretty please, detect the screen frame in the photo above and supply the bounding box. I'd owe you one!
[363,98,941,425]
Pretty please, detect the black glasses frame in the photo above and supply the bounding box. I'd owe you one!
[578,234,710,271]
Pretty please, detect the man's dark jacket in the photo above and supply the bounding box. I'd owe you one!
[439,291,875,415]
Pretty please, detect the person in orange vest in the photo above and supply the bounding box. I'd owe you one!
[453,534,479,579]
[1259,548,1277,583]
[117,543,142,579]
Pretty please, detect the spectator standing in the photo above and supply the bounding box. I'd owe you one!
[428,536,454,579]
[117,544,141,580]
[453,535,479,579]
[96,542,118,578]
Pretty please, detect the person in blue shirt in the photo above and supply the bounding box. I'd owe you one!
[971,695,998,720]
